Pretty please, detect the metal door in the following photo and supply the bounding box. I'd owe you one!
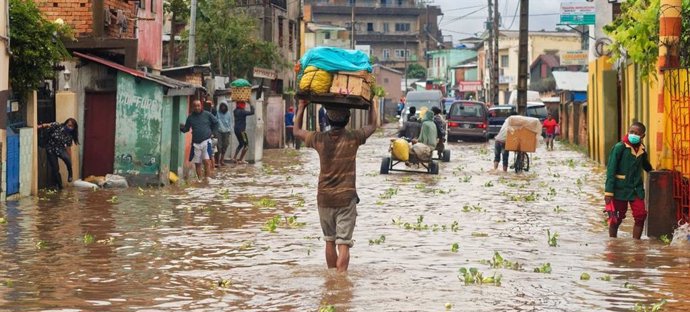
[6,129,19,195]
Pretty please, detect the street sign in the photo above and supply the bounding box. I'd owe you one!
[458,81,482,92]
[253,67,277,80]
[560,2,595,25]
[561,50,589,66]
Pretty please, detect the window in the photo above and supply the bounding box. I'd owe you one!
[397,0,403,5]
[382,49,390,60]
[383,23,389,33]
[395,23,410,32]
[394,49,410,58]
[288,20,295,51]
[383,77,389,83]
[139,0,145,9]
[278,17,284,48]
[380,0,388,6]
[150,0,155,13]
[367,23,374,32]
[500,55,509,68]
[324,31,331,39]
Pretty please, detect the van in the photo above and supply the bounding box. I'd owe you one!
[399,90,443,127]
[447,100,489,142]
[507,90,541,106]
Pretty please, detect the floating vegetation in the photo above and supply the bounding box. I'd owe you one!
[598,274,612,281]
[471,232,489,237]
[106,196,118,203]
[83,233,95,245]
[462,203,485,213]
[553,206,565,213]
[632,299,667,312]
[369,235,386,245]
[255,197,277,208]
[480,252,522,270]
[547,229,559,247]
[660,234,671,245]
[484,181,494,187]
[35,240,47,250]
[392,216,459,232]
[0,217,6,224]
[457,267,501,286]
[580,272,591,280]
[445,303,453,311]
[261,215,306,233]
[217,279,232,288]
[461,175,473,183]
[319,304,336,312]
[401,176,412,183]
[533,263,552,274]
[451,243,459,253]
[547,187,557,197]
[239,241,254,251]
[379,187,399,199]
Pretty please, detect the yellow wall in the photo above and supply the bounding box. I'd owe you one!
[663,69,690,175]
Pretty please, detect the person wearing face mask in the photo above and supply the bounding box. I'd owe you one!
[604,121,653,239]
[38,118,80,189]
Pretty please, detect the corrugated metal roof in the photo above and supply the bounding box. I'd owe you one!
[552,71,588,92]
[74,52,198,92]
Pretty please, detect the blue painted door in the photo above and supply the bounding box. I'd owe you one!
[6,130,19,195]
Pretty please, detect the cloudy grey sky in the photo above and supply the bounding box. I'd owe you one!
[433,0,564,42]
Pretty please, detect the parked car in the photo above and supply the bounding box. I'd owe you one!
[447,100,489,142]
[443,97,455,114]
[488,105,514,138]
[399,90,444,127]
[487,102,549,138]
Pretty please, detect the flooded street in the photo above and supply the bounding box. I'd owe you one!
[1,125,690,312]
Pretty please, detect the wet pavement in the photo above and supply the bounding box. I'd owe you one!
[1,125,690,312]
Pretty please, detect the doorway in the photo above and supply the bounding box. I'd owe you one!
[83,92,116,177]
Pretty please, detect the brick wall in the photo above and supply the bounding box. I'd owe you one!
[104,0,136,38]
[37,0,136,38]
[38,0,93,37]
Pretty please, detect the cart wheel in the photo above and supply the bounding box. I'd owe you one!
[442,149,451,162]
[429,161,439,175]
[380,157,391,174]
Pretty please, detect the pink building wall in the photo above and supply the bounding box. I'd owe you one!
[136,0,163,70]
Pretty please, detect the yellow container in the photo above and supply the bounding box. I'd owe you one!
[391,138,410,161]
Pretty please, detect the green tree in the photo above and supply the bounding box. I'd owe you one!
[406,63,426,79]
[9,0,72,97]
[194,0,286,79]
[681,0,690,67]
[603,0,660,79]
[164,0,189,67]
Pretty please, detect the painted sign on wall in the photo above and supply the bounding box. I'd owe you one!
[114,72,163,178]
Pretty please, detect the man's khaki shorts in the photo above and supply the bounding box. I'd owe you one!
[318,198,358,247]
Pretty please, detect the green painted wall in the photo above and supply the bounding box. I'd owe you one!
[114,72,164,184]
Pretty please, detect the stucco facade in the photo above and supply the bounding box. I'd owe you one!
[483,31,582,104]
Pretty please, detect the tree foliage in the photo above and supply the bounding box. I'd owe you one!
[681,0,690,67]
[9,0,72,97]
[529,77,556,93]
[603,0,660,78]
[406,63,426,79]
[194,0,286,79]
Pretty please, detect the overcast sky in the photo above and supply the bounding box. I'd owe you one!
[433,0,565,42]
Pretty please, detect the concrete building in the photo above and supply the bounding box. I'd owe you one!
[372,64,403,117]
[304,23,350,50]
[303,0,444,72]
[482,30,582,105]
[426,48,477,96]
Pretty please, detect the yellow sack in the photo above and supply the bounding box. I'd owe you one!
[391,138,410,161]
[299,66,333,94]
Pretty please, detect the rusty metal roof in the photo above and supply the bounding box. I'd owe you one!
[74,52,199,94]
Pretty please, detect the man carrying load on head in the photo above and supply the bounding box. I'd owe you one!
[293,100,378,273]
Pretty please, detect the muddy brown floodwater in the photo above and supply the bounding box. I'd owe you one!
[1,125,690,312]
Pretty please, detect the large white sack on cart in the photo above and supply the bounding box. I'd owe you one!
[495,115,542,142]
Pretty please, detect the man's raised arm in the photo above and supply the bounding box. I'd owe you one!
[293,100,310,141]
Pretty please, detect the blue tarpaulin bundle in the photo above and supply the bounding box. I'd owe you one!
[298,47,372,76]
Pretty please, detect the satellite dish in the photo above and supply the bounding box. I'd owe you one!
[595,38,613,57]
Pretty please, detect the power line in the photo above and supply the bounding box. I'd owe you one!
[506,0,520,30]
[443,4,487,13]
[440,6,488,26]
[444,13,559,21]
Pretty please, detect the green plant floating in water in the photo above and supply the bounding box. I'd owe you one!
[457,267,501,286]
[471,232,489,237]
[255,197,277,208]
[480,252,522,270]
[580,272,591,280]
[660,234,671,245]
[632,299,667,312]
[533,263,552,274]
[319,304,336,312]
[83,233,95,245]
[547,229,559,247]
[598,274,612,281]
[106,196,118,203]
[0,217,6,224]
[217,279,231,288]
[451,243,459,253]
[369,235,386,245]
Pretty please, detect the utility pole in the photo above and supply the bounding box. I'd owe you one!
[425,4,430,69]
[517,0,529,115]
[486,0,493,105]
[492,0,499,106]
[404,39,408,93]
[187,0,197,65]
[350,0,355,49]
